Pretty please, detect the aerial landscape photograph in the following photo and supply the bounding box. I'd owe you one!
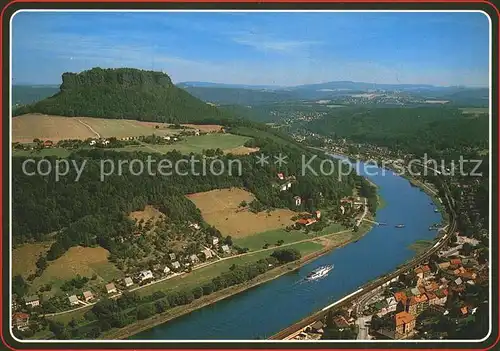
[9,9,491,343]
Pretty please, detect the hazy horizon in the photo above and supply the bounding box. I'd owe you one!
[13,11,490,87]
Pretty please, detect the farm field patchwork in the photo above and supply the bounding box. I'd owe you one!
[12,114,224,142]
[186,188,297,237]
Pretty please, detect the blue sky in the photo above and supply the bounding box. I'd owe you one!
[12,11,490,86]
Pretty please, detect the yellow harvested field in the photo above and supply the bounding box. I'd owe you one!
[12,242,53,277]
[224,146,260,155]
[186,188,297,237]
[33,246,110,283]
[129,205,164,222]
[12,114,223,142]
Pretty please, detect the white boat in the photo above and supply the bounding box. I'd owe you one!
[306,264,334,280]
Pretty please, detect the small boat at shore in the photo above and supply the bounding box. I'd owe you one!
[434,209,439,213]
[395,224,405,228]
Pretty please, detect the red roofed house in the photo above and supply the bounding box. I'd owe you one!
[407,294,428,316]
[12,312,30,330]
[394,291,407,304]
[450,258,462,266]
[43,140,53,148]
[277,173,284,180]
[395,311,416,338]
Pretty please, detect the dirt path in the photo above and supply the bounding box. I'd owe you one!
[77,119,101,138]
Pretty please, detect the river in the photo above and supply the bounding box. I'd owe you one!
[130,157,443,340]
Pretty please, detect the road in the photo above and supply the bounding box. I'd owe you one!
[78,119,101,138]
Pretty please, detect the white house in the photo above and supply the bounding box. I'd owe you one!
[124,277,134,287]
[386,296,398,313]
[212,237,219,246]
[202,249,213,260]
[163,266,171,274]
[89,140,96,146]
[169,253,176,261]
[189,223,201,230]
[139,270,154,281]
[68,295,79,306]
[24,295,40,308]
[294,196,302,206]
[163,136,171,141]
[172,261,181,269]
[190,254,200,263]
[105,283,117,295]
[221,245,230,253]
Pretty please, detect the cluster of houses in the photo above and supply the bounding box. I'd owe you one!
[295,210,322,227]
[275,173,296,192]
[364,234,487,340]
[68,290,95,306]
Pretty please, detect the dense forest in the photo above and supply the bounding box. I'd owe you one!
[13,68,231,123]
[13,131,360,260]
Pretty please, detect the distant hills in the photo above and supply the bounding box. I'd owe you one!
[178,81,489,107]
[13,68,230,123]
[13,73,489,116]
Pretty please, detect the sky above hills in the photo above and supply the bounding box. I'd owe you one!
[13,11,489,86]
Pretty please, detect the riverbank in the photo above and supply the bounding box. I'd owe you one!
[101,222,374,340]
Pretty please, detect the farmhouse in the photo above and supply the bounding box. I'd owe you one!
[105,283,117,294]
[190,254,200,263]
[124,277,134,287]
[68,295,79,306]
[221,245,230,253]
[163,266,171,274]
[12,312,30,331]
[202,249,213,260]
[83,291,94,302]
[139,270,154,282]
[24,295,40,308]
[172,261,181,270]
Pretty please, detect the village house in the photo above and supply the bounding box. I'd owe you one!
[332,316,350,330]
[456,235,480,246]
[169,253,176,261]
[434,289,448,305]
[280,181,293,192]
[190,254,200,263]
[89,140,96,146]
[425,291,438,305]
[163,266,171,274]
[294,196,302,206]
[68,295,79,306]
[124,277,134,287]
[395,311,416,339]
[11,312,30,331]
[296,218,317,227]
[277,173,285,180]
[83,291,94,302]
[24,295,40,308]
[43,140,53,148]
[172,261,181,270]
[212,237,219,246]
[450,258,462,266]
[202,249,213,260]
[105,283,117,294]
[315,210,321,219]
[139,270,154,282]
[163,136,171,141]
[221,245,230,253]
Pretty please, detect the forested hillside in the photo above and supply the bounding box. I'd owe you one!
[13,68,231,123]
[307,107,489,155]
